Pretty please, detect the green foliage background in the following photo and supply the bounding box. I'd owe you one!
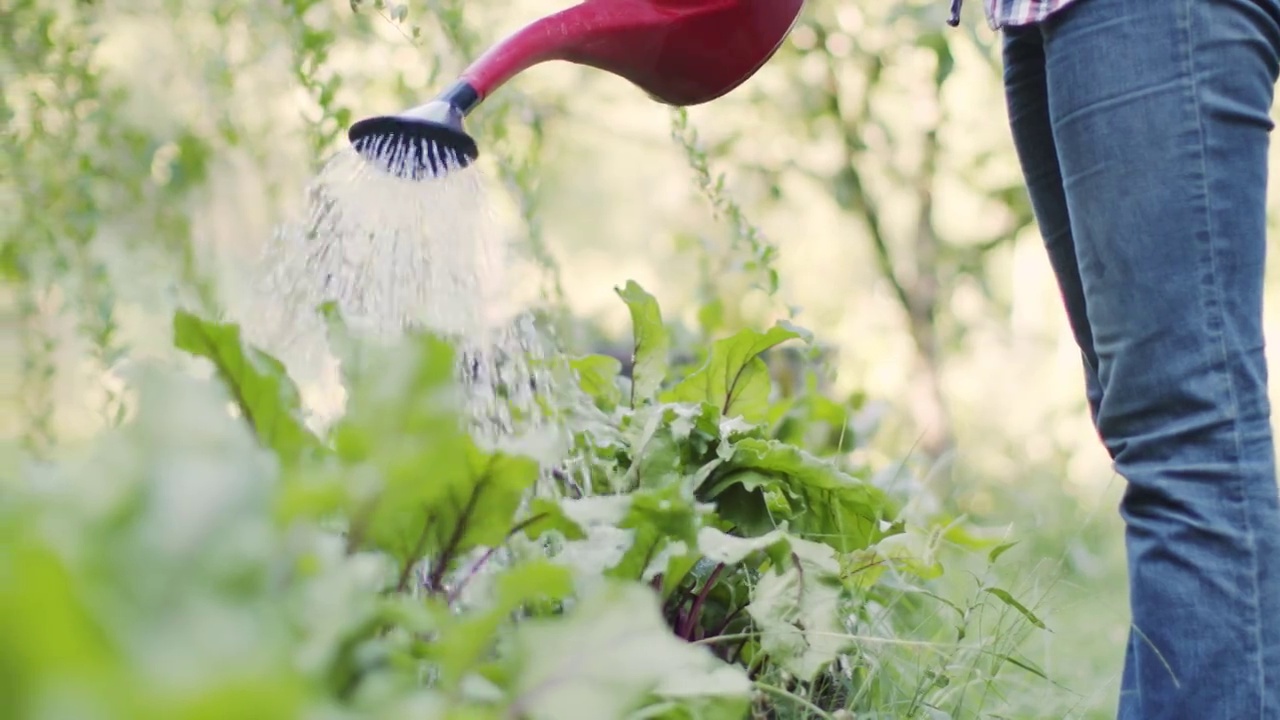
[15,0,1279,717]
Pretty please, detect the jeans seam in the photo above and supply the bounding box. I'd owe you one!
[1178,0,1267,712]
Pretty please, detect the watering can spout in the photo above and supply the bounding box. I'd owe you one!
[348,0,805,179]
[348,82,480,179]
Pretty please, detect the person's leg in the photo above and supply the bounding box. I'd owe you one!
[1004,0,1280,716]
[1002,23,1134,715]
[1001,25,1105,422]
[1003,20,1139,716]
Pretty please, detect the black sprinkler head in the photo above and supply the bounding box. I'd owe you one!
[348,82,481,180]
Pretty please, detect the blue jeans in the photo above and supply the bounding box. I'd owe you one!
[1002,0,1280,717]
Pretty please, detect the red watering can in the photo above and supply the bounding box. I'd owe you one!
[348,0,806,179]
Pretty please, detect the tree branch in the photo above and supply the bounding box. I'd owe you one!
[818,46,916,320]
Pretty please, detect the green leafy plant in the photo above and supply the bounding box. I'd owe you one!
[3,284,1049,719]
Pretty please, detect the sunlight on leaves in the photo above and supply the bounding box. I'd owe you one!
[173,311,322,466]
[667,323,809,422]
[569,354,624,410]
[617,280,672,407]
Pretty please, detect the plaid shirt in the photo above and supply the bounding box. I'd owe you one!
[947,0,1079,29]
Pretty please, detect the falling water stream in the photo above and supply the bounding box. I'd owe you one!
[239,145,590,488]
[228,136,646,608]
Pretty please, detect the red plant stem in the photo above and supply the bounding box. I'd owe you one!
[396,508,435,593]
[445,513,547,606]
[649,572,665,593]
[425,477,488,594]
[678,562,725,640]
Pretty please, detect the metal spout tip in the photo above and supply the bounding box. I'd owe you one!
[348,101,479,180]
